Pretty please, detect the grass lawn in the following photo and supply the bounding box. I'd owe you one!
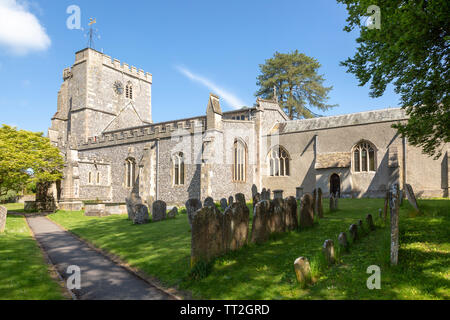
[0,215,66,300]
[47,198,449,300]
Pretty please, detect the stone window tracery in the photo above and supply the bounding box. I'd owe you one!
[233,140,246,182]
[353,141,376,172]
[269,146,290,177]
[173,152,185,185]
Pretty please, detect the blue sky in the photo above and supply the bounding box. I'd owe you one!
[0,0,400,134]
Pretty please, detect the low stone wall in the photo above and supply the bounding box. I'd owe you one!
[0,205,7,233]
[18,194,35,203]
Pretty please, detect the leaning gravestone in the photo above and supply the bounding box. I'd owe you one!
[294,257,311,285]
[299,193,314,228]
[223,202,250,252]
[235,193,246,206]
[405,184,419,211]
[191,206,224,266]
[269,198,286,234]
[204,197,215,208]
[0,206,7,233]
[366,214,375,231]
[322,239,335,265]
[185,198,202,228]
[338,232,349,251]
[220,198,228,211]
[317,188,324,218]
[168,207,178,218]
[133,204,150,224]
[349,224,358,242]
[284,196,298,231]
[251,200,272,244]
[152,200,167,222]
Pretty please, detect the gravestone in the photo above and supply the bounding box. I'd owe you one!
[284,196,299,231]
[338,232,349,251]
[133,204,150,224]
[389,185,400,265]
[191,206,224,266]
[0,206,7,233]
[334,195,339,211]
[269,198,286,234]
[296,187,304,201]
[223,202,250,252]
[329,194,336,212]
[294,257,311,285]
[228,196,234,207]
[312,189,317,218]
[317,188,324,218]
[251,184,258,198]
[405,184,419,211]
[299,193,314,228]
[126,190,143,221]
[273,190,283,199]
[168,207,178,218]
[235,193,246,206]
[366,214,375,231]
[261,188,267,200]
[267,189,271,200]
[152,200,167,222]
[252,192,261,211]
[322,239,335,265]
[204,197,215,208]
[349,224,358,242]
[185,198,202,228]
[250,200,272,244]
[220,198,228,211]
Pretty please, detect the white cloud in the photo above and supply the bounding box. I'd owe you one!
[0,0,51,55]
[175,65,246,110]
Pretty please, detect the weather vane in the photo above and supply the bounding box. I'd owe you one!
[85,18,100,49]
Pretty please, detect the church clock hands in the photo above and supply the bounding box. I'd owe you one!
[114,81,124,95]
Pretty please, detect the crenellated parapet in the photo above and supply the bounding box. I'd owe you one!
[102,54,152,83]
[78,117,206,150]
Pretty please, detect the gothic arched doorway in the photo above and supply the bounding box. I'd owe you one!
[330,174,340,197]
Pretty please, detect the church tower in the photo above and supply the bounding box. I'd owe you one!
[49,48,153,148]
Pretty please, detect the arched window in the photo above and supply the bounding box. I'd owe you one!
[125,158,136,188]
[173,152,185,185]
[88,172,92,184]
[233,140,246,182]
[97,172,100,185]
[269,146,290,176]
[353,141,376,172]
[126,82,133,99]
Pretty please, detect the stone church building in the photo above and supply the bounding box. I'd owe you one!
[48,48,449,212]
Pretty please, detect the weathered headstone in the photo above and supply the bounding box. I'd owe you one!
[0,206,7,233]
[294,257,311,285]
[220,198,228,211]
[330,194,336,212]
[251,184,258,198]
[235,193,246,206]
[389,185,400,265]
[252,192,261,211]
[296,187,304,200]
[273,190,283,199]
[250,200,271,244]
[405,184,419,211]
[366,214,375,231]
[299,193,314,228]
[185,198,202,228]
[126,191,143,221]
[133,204,150,224]
[261,188,267,200]
[284,196,298,231]
[168,206,178,218]
[317,188,324,218]
[322,239,335,265]
[268,198,286,234]
[223,202,250,252]
[204,197,215,208]
[338,232,349,251]
[267,189,271,200]
[228,196,234,207]
[152,200,167,222]
[191,206,224,266]
[349,224,358,242]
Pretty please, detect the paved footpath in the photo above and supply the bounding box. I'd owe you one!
[27,216,173,300]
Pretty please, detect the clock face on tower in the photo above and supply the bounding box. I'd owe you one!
[113,81,124,95]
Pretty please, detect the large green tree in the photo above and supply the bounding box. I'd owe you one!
[255,50,336,119]
[338,0,450,158]
[0,125,63,197]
